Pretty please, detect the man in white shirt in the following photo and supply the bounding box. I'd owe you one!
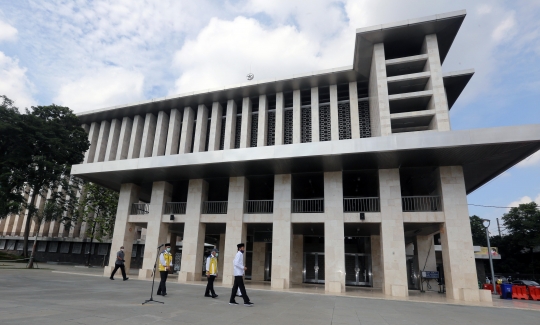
[229,243,253,306]
[157,243,173,296]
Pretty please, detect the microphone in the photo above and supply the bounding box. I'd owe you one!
[157,244,164,249]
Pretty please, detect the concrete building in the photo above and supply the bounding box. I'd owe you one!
[2,10,540,302]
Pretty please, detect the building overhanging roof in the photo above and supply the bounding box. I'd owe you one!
[353,10,466,79]
[71,124,540,201]
[443,69,474,109]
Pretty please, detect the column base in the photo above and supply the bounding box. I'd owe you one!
[221,275,234,286]
[103,266,113,277]
[178,271,201,283]
[271,278,289,289]
[390,284,408,297]
[479,289,493,302]
[459,288,481,302]
[326,281,344,293]
[138,269,153,279]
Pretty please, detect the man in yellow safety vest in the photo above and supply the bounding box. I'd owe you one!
[204,248,219,298]
[157,243,172,296]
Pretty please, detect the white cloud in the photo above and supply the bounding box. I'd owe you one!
[0,19,17,42]
[492,12,516,42]
[0,51,35,109]
[54,67,144,112]
[517,150,540,168]
[508,193,540,209]
[477,4,492,15]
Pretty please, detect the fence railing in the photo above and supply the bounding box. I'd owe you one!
[202,201,228,214]
[343,197,380,212]
[165,202,187,215]
[245,200,274,214]
[131,203,149,215]
[292,198,324,213]
[401,196,441,212]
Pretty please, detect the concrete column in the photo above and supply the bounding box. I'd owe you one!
[94,120,110,163]
[30,190,49,237]
[207,103,223,151]
[439,166,481,301]
[240,98,252,148]
[140,113,157,158]
[103,183,140,276]
[165,108,182,155]
[371,235,382,288]
[84,122,100,163]
[116,117,133,160]
[349,82,361,139]
[4,188,28,235]
[416,235,436,273]
[105,118,121,161]
[127,115,144,159]
[311,87,320,142]
[222,177,248,286]
[193,105,209,153]
[271,174,292,289]
[292,90,301,144]
[139,181,172,278]
[178,179,207,282]
[217,233,226,277]
[329,85,339,141]
[291,234,304,284]
[37,189,55,237]
[223,100,237,150]
[179,107,195,154]
[368,43,390,136]
[378,169,408,297]
[0,216,7,235]
[423,34,451,131]
[275,93,285,145]
[251,242,266,281]
[257,95,268,147]
[323,171,346,293]
[152,111,169,157]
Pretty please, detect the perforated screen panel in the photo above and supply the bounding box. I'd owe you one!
[267,111,275,146]
[205,118,211,151]
[251,113,258,147]
[359,101,371,138]
[234,115,242,149]
[338,101,352,140]
[301,106,312,143]
[319,104,331,141]
[219,117,226,150]
[284,109,293,145]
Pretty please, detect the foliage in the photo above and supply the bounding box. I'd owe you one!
[469,215,487,246]
[80,182,119,242]
[502,202,540,250]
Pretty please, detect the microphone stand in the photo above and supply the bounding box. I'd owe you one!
[142,245,164,305]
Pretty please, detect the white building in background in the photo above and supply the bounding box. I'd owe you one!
[2,10,539,303]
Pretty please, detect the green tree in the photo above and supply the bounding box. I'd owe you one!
[469,215,487,246]
[79,182,119,266]
[502,202,540,277]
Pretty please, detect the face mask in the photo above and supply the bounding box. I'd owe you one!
[120,249,124,252]
[240,250,244,254]
[215,253,219,257]
[166,248,171,252]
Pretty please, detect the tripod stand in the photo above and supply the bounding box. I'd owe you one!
[142,245,164,305]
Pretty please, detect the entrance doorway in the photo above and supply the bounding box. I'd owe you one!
[304,252,325,283]
[345,253,371,286]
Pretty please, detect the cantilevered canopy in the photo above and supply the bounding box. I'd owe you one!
[72,124,540,200]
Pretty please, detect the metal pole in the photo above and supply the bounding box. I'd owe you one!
[496,218,501,237]
[485,226,497,295]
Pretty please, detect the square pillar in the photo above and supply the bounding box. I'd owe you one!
[94,120,110,163]
[439,166,481,301]
[140,113,157,158]
[349,82,361,139]
[127,115,144,159]
[257,95,268,147]
[139,181,172,278]
[370,235,382,288]
[329,85,339,141]
[179,107,195,154]
[222,176,248,286]
[291,234,304,284]
[292,90,301,144]
[152,111,169,157]
[323,171,345,293]
[275,93,285,145]
[239,98,252,148]
[104,183,140,276]
[116,117,133,160]
[105,118,121,161]
[193,105,209,153]
[178,179,207,282]
[311,87,320,142]
[165,108,182,155]
[251,242,266,281]
[368,43,390,136]
[223,100,237,150]
[207,103,223,151]
[271,174,292,289]
[84,122,100,163]
[416,235,437,273]
[378,169,408,297]
[217,233,226,277]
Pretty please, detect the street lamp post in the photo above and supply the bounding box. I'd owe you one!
[482,219,497,295]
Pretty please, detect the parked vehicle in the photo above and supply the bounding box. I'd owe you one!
[512,280,540,288]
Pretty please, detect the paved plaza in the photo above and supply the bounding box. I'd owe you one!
[0,265,539,325]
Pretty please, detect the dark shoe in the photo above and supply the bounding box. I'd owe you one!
[204,294,212,297]
[162,293,167,296]
[110,278,114,280]
[229,301,238,305]
[123,277,129,281]
[244,302,254,307]
[212,295,218,298]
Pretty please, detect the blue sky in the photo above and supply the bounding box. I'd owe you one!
[1,0,539,233]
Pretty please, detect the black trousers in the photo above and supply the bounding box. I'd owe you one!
[110,264,127,279]
[205,275,216,296]
[230,276,249,303]
[157,271,168,295]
